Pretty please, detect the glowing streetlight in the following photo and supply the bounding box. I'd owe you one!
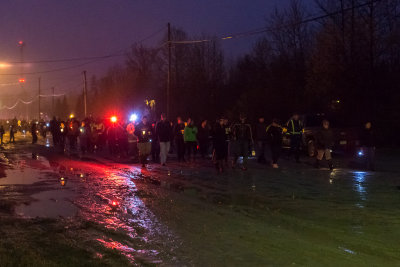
[0,63,11,69]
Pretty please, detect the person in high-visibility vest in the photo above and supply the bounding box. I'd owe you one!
[184,118,198,162]
[173,117,186,162]
[286,113,303,163]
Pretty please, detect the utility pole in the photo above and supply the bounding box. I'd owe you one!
[167,22,172,119]
[52,87,55,116]
[18,41,25,86]
[83,70,87,117]
[38,77,41,120]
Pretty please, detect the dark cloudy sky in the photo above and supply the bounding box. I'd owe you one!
[0,0,292,100]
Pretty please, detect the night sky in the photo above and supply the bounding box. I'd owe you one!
[0,0,291,101]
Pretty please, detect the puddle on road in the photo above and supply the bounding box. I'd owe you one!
[0,152,53,185]
[0,168,45,185]
[15,188,78,218]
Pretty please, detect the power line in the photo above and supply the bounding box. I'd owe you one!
[0,56,122,76]
[170,0,383,44]
[0,26,167,76]
[0,93,65,110]
[0,82,20,87]
[8,52,123,64]
[7,26,166,65]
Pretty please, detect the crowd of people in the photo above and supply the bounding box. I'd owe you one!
[130,112,376,172]
[1,111,376,173]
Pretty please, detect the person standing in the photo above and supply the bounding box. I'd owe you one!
[59,121,67,150]
[31,122,38,144]
[173,117,186,162]
[286,113,303,163]
[156,113,172,166]
[68,119,80,151]
[197,120,210,159]
[315,119,334,170]
[0,125,5,145]
[184,118,198,162]
[150,121,159,163]
[134,116,152,168]
[231,114,253,170]
[79,121,89,154]
[266,119,283,168]
[255,117,268,163]
[360,121,376,171]
[212,118,228,173]
[9,124,15,143]
[223,118,231,165]
[49,117,59,147]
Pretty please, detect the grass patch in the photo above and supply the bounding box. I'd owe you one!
[0,217,132,267]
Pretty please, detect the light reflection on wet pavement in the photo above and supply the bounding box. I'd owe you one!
[0,139,399,265]
[0,147,178,265]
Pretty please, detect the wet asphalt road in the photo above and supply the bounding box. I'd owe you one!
[0,134,399,266]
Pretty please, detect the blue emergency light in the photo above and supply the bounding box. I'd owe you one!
[130,113,138,122]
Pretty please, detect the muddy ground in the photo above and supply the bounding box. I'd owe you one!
[0,134,399,266]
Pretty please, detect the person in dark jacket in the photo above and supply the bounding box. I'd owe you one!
[266,118,283,168]
[0,125,4,145]
[255,117,268,163]
[31,122,38,144]
[50,117,59,146]
[150,121,160,163]
[156,113,172,166]
[173,117,186,162]
[231,114,253,170]
[223,118,231,165]
[9,124,15,143]
[134,116,152,167]
[360,121,376,171]
[286,113,303,163]
[59,121,67,150]
[315,119,334,170]
[197,120,210,159]
[212,118,228,173]
[68,119,80,150]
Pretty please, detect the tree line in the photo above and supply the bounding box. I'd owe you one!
[81,0,400,145]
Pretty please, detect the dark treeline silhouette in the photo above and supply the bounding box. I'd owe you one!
[85,0,400,146]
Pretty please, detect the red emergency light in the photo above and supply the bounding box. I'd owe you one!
[110,116,117,123]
